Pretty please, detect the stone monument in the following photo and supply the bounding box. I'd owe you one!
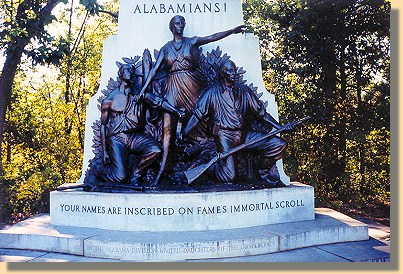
[0,0,369,262]
[78,0,292,188]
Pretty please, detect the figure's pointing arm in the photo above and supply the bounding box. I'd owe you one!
[195,25,246,46]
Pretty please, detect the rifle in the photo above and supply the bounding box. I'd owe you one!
[184,116,311,185]
[56,182,144,192]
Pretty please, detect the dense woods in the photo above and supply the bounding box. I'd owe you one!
[243,0,390,223]
[0,0,390,224]
[0,0,118,221]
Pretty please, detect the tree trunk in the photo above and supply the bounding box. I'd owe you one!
[339,45,348,194]
[355,60,366,193]
[0,45,26,222]
[320,47,339,191]
[0,46,26,174]
[0,0,65,222]
[0,0,62,172]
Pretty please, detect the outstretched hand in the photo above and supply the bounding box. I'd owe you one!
[233,25,246,34]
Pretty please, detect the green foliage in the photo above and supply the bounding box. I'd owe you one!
[0,0,65,59]
[1,2,117,223]
[0,0,108,62]
[243,0,390,213]
[80,0,101,15]
[2,70,81,221]
[27,37,71,66]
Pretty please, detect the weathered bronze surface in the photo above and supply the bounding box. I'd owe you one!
[182,116,310,186]
[139,15,245,185]
[182,60,293,187]
[67,16,307,193]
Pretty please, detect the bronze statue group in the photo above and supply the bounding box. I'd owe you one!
[84,15,296,192]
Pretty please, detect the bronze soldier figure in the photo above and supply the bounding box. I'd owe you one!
[182,60,293,186]
[139,15,246,185]
[97,63,184,186]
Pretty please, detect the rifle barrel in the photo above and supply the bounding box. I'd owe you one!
[185,116,310,185]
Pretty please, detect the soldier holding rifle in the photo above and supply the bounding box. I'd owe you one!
[182,60,294,186]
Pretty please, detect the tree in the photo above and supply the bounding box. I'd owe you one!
[243,0,390,210]
[1,2,117,223]
[0,0,117,221]
[0,0,66,175]
[0,0,115,174]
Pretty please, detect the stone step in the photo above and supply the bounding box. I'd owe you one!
[0,208,368,261]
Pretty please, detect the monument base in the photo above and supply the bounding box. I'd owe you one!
[0,208,369,261]
[50,182,315,232]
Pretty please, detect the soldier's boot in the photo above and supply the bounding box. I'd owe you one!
[260,163,286,188]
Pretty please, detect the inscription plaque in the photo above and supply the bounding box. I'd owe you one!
[51,183,314,231]
[84,237,279,261]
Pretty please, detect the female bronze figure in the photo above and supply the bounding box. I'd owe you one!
[140,15,245,185]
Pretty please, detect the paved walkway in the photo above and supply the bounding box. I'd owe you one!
[0,217,390,263]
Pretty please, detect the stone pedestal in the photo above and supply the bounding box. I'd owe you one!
[0,208,369,261]
[50,183,314,232]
